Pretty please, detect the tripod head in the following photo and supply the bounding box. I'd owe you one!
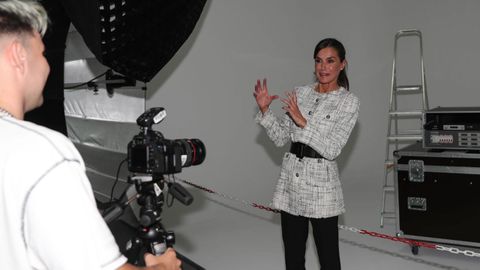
[131,174,165,227]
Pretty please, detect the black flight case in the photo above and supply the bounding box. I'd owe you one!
[394,143,480,252]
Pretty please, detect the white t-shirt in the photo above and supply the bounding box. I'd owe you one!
[0,115,127,270]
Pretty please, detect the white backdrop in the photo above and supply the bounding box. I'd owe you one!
[142,0,480,228]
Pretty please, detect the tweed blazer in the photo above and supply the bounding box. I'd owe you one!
[255,84,359,218]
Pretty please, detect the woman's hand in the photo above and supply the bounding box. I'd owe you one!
[281,91,306,128]
[253,78,278,114]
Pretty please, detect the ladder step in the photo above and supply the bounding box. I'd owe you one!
[389,110,423,116]
[396,129,422,135]
[396,29,421,37]
[395,85,422,92]
[381,211,396,218]
[383,185,395,192]
[385,160,395,170]
[388,135,422,141]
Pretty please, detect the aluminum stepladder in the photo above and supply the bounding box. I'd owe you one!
[380,29,429,227]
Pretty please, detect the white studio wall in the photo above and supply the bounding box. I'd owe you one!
[141,0,480,230]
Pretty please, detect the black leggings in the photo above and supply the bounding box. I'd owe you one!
[280,211,340,270]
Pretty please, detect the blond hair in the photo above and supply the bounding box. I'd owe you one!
[0,0,48,37]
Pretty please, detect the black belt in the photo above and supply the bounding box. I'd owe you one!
[289,142,324,159]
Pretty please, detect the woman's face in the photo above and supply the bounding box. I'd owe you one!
[314,47,346,89]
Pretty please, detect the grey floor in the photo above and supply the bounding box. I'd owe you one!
[90,142,480,270]
[157,183,480,270]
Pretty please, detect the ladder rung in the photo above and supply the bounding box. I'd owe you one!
[389,110,423,116]
[396,29,421,37]
[383,185,395,192]
[381,212,396,218]
[395,85,422,92]
[397,129,422,135]
[385,160,395,170]
[388,135,422,141]
[385,163,395,170]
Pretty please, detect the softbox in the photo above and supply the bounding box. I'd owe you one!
[61,0,207,82]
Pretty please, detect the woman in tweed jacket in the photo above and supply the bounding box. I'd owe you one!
[254,38,359,270]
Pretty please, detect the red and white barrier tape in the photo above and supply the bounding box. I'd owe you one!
[179,178,279,213]
[177,178,480,258]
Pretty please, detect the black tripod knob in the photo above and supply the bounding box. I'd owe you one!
[165,231,175,247]
[140,210,157,227]
[139,193,162,227]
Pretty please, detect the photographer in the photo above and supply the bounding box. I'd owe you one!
[0,1,180,270]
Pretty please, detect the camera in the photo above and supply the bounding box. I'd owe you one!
[127,107,206,174]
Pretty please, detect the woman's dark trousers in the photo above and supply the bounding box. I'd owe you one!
[281,211,340,270]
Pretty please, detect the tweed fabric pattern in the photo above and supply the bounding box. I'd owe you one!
[255,84,359,218]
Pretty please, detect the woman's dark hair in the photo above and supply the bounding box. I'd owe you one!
[314,38,349,90]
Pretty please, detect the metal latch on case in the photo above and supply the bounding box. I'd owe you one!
[408,160,424,182]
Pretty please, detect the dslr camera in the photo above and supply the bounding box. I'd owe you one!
[127,107,205,174]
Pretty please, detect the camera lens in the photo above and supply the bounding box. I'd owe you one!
[175,139,206,168]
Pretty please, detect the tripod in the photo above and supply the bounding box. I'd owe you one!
[103,173,203,269]
[124,174,174,265]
